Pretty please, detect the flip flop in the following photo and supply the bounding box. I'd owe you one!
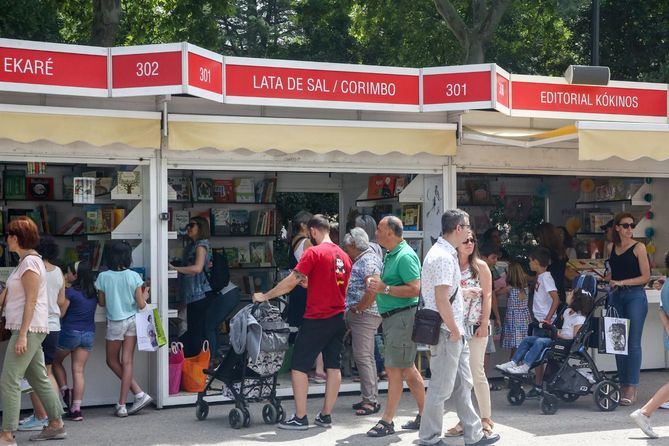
[444,424,464,437]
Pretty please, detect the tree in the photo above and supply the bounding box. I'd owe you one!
[91,0,122,46]
[433,0,512,63]
[0,0,61,42]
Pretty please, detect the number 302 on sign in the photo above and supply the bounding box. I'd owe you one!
[136,61,159,77]
[444,83,467,97]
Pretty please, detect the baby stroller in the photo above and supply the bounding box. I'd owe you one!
[502,283,620,415]
[194,301,290,428]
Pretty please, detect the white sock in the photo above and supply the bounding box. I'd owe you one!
[135,392,145,400]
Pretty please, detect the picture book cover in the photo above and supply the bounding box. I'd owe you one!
[95,177,113,196]
[210,208,231,236]
[234,178,255,203]
[26,177,54,200]
[116,171,141,197]
[73,177,95,204]
[4,170,26,200]
[224,247,240,268]
[401,204,421,231]
[249,271,271,292]
[238,245,251,265]
[249,242,270,266]
[167,176,191,201]
[229,210,250,235]
[172,210,190,235]
[213,179,235,203]
[196,178,214,202]
[62,175,74,200]
[367,175,396,199]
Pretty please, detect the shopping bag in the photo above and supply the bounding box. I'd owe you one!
[136,306,167,352]
[168,342,185,395]
[181,340,210,392]
[598,305,629,355]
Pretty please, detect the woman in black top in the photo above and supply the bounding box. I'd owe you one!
[535,223,567,302]
[608,212,651,406]
[286,211,313,329]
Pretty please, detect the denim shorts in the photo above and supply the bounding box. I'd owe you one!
[106,315,137,341]
[42,331,60,364]
[58,329,95,352]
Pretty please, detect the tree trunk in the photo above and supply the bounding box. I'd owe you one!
[91,0,121,46]
[464,37,485,64]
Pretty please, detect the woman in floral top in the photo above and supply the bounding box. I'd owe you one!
[445,230,495,438]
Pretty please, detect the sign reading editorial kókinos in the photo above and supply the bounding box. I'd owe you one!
[510,75,668,123]
[0,38,108,96]
[224,57,420,111]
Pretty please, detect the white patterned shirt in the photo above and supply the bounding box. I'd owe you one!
[420,237,465,333]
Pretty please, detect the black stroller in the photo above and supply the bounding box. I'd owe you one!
[502,291,620,414]
[194,301,290,428]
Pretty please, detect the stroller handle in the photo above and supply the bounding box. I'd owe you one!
[538,321,559,339]
[251,296,287,314]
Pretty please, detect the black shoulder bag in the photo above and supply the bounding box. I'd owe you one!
[411,286,458,345]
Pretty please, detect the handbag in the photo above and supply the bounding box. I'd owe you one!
[135,306,167,352]
[598,303,630,355]
[412,286,458,345]
[181,340,211,392]
[168,342,185,395]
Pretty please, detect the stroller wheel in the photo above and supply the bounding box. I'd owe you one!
[593,380,620,412]
[506,387,526,406]
[262,403,278,424]
[242,408,251,427]
[540,394,559,415]
[195,401,209,421]
[558,393,579,403]
[276,404,285,422]
[229,408,244,429]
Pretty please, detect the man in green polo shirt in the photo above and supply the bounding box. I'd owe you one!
[365,215,425,438]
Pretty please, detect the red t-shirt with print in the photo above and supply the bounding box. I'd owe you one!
[294,241,352,319]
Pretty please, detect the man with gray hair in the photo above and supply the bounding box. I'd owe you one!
[418,210,500,446]
[343,227,384,416]
[366,216,425,437]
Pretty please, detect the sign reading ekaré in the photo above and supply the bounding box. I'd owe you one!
[511,75,668,122]
[0,38,107,96]
[225,57,419,111]
[422,64,494,111]
[111,44,183,96]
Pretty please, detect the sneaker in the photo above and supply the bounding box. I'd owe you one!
[115,404,128,418]
[19,413,36,425]
[19,379,32,394]
[526,386,542,398]
[465,432,501,445]
[28,425,67,441]
[630,409,658,439]
[62,388,72,410]
[278,414,309,430]
[495,361,516,372]
[314,412,332,428]
[17,415,48,431]
[68,410,83,421]
[660,401,669,409]
[401,414,421,430]
[310,373,327,384]
[507,364,530,375]
[128,393,153,415]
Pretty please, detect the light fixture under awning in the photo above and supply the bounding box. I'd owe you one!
[0,104,161,149]
[462,125,577,147]
[577,121,669,161]
[168,115,456,156]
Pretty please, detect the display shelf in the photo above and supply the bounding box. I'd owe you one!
[168,270,177,279]
[111,202,143,240]
[575,199,632,207]
[356,174,424,207]
[168,231,178,240]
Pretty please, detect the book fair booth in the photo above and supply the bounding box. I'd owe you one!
[0,37,668,409]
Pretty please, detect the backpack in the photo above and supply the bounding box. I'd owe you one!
[206,247,230,293]
[573,273,598,297]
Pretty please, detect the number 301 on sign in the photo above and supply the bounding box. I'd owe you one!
[444,83,467,97]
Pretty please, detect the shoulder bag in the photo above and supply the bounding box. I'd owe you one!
[411,286,458,345]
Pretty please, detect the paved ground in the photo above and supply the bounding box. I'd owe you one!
[11,371,669,445]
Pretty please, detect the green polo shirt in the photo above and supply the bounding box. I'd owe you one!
[376,240,421,314]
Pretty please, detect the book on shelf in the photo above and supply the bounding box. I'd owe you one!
[26,210,45,233]
[255,178,277,203]
[38,205,52,234]
[168,176,192,201]
[234,178,255,203]
[57,217,85,235]
[394,176,408,196]
[401,204,421,231]
[73,177,95,204]
[367,175,396,199]
[112,208,126,230]
[195,178,214,202]
[249,241,272,266]
[213,179,234,203]
[62,175,74,200]
[224,247,240,268]
[238,245,251,265]
[172,210,190,235]
[4,170,26,199]
[249,271,271,292]
[26,177,54,200]
[116,171,141,197]
[95,177,113,196]
[7,208,29,222]
[229,210,250,235]
[210,208,231,236]
[84,206,114,234]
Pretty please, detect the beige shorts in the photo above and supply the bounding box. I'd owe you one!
[106,315,137,341]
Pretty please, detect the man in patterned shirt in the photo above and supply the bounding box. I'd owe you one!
[418,209,500,446]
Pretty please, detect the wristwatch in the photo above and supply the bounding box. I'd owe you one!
[384,285,391,295]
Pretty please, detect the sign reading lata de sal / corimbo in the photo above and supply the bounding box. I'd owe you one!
[0,37,667,122]
[224,57,420,111]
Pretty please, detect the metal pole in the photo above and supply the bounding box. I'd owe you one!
[591,0,600,66]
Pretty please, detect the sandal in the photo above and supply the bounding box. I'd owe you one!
[367,419,395,437]
[401,414,421,430]
[620,386,637,406]
[482,418,495,436]
[355,402,381,416]
[352,400,366,410]
[444,422,464,437]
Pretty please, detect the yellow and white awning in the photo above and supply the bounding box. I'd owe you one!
[577,121,669,161]
[0,104,161,149]
[168,115,456,156]
[462,125,578,147]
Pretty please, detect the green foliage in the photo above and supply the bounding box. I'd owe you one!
[0,0,62,42]
[489,195,544,264]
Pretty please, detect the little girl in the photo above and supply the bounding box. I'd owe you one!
[95,241,152,417]
[52,261,98,421]
[497,288,593,375]
[501,262,531,356]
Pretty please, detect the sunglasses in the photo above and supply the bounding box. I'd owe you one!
[618,223,636,229]
[463,238,476,245]
[186,222,197,228]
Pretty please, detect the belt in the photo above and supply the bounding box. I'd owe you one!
[380,304,417,319]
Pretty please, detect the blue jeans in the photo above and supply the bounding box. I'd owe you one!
[610,286,647,387]
[512,336,552,366]
[205,287,241,357]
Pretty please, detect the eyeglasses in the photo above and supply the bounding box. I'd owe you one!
[459,223,471,229]
[463,238,476,245]
[618,223,636,229]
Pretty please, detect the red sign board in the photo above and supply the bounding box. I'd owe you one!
[495,72,510,109]
[0,38,107,96]
[511,76,668,122]
[422,65,493,111]
[111,44,182,95]
[225,58,419,111]
[186,46,223,102]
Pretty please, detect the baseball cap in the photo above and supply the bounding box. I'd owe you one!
[600,219,614,231]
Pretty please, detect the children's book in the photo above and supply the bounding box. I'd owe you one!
[213,179,234,203]
[234,178,255,203]
[196,178,214,202]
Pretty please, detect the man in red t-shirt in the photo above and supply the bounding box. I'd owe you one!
[253,214,351,430]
